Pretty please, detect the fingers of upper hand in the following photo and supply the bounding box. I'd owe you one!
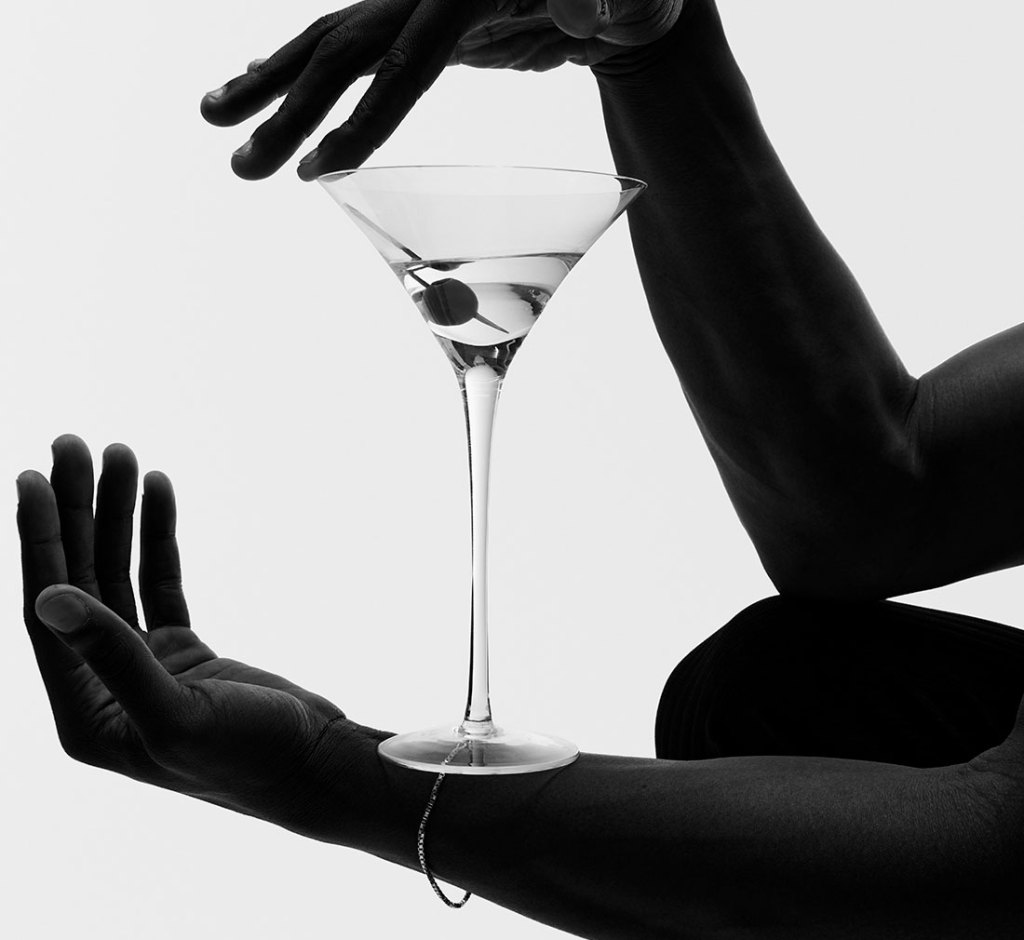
[207,0,680,179]
[297,0,485,179]
[201,10,348,128]
[232,20,382,181]
[225,1,422,180]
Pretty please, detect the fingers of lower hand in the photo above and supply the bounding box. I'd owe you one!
[35,586,183,725]
[48,435,100,596]
[140,471,191,630]
[17,470,68,611]
[95,444,141,628]
[17,470,62,555]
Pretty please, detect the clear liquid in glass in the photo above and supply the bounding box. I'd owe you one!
[392,252,582,374]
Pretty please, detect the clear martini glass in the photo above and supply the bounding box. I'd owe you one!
[319,165,646,774]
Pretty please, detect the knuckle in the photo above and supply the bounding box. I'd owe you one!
[28,531,62,551]
[58,729,88,761]
[96,571,132,591]
[141,717,187,758]
[57,728,110,769]
[84,630,137,684]
[152,576,185,601]
[314,23,356,64]
[267,98,312,144]
[309,12,345,35]
[144,686,210,760]
[140,699,194,757]
[379,44,412,76]
[344,105,385,151]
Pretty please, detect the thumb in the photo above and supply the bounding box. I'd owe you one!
[547,0,613,40]
[36,585,182,723]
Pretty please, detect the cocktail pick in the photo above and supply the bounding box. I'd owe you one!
[344,204,508,334]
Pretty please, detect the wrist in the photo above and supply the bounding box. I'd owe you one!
[302,725,579,891]
[269,718,409,855]
[589,0,713,82]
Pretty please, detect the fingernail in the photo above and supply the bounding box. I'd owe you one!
[247,58,267,72]
[233,138,254,159]
[298,148,319,166]
[205,85,227,101]
[37,592,90,634]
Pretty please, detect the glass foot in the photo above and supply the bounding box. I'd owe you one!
[378,722,579,775]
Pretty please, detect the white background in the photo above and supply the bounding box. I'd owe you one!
[2,1,1022,937]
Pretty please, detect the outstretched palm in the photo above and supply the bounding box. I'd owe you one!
[17,435,379,831]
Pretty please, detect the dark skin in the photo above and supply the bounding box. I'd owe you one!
[200,0,685,180]
[17,440,381,829]
[17,436,1024,938]
[18,1,1024,937]
[200,0,1024,600]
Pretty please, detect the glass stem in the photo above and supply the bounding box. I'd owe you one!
[458,362,503,733]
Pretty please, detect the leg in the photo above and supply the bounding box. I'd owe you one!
[657,596,1024,767]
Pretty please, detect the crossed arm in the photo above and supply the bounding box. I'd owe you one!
[17,437,1024,938]
[17,1,1024,937]
[591,0,1024,599]
[198,0,1024,600]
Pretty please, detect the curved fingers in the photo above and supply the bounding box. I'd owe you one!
[35,586,185,731]
[201,10,350,128]
[227,0,421,179]
[297,0,490,179]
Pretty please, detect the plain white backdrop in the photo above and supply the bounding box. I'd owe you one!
[2,1,1022,937]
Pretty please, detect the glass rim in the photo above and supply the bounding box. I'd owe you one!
[316,163,647,193]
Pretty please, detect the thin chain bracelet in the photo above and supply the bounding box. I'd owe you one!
[417,741,472,908]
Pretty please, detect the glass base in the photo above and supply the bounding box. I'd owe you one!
[378,721,579,775]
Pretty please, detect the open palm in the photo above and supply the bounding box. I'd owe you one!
[17,435,382,832]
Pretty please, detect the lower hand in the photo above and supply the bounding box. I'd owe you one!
[17,435,386,840]
[200,0,685,181]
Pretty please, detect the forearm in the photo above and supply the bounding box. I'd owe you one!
[310,723,1019,939]
[591,0,921,597]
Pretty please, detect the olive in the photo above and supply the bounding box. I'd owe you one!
[422,278,508,334]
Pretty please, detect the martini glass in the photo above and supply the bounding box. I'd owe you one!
[319,166,645,774]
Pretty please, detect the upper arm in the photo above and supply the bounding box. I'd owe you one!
[900,323,1024,591]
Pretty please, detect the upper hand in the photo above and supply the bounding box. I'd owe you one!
[200,0,684,181]
[17,435,386,839]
